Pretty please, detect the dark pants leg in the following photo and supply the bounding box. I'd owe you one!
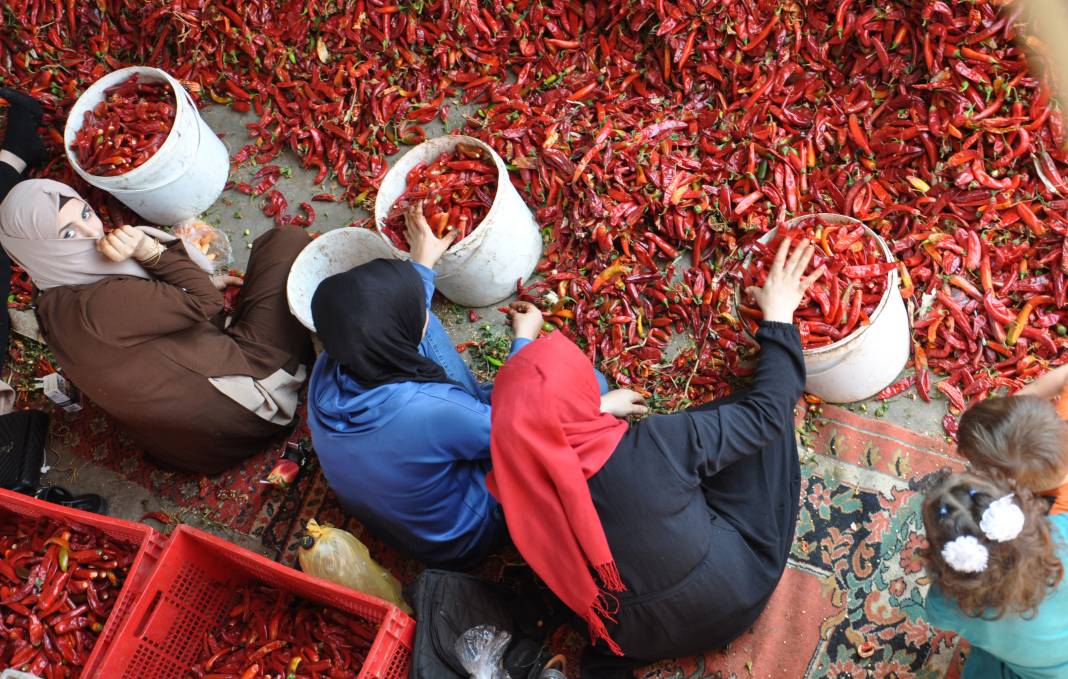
[0,162,23,365]
[226,227,314,369]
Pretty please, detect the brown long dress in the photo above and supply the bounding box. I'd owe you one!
[34,226,313,474]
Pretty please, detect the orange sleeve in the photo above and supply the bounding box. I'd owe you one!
[1045,484,1068,516]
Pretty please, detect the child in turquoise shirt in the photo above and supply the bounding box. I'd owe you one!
[921,470,1068,679]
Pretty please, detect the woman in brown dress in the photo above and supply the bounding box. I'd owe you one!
[0,91,312,474]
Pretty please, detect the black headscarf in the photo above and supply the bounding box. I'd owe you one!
[312,259,451,388]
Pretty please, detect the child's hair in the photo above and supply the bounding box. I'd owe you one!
[957,395,1068,491]
[922,470,1063,619]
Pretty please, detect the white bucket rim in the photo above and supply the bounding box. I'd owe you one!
[373,134,506,260]
[286,226,392,332]
[63,66,192,186]
[736,212,899,356]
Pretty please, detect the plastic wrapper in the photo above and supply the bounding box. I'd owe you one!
[297,519,411,613]
[172,218,233,269]
[455,625,512,679]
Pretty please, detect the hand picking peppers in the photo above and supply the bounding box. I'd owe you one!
[70,74,175,176]
[737,216,893,349]
[381,144,497,250]
[0,514,136,678]
[185,583,376,679]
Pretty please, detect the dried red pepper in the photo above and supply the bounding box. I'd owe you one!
[737,216,890,349]
[0,514,136,677]
[70,74,174,176]
[381,144,497,250]
[185,583,375,679]
[2,0,1067,423]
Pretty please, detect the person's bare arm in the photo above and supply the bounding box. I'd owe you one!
[1017,363,1068,399]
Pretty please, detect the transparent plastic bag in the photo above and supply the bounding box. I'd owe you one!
[455,625,512,679]
[171,218,233,269]
[297,519,411,613]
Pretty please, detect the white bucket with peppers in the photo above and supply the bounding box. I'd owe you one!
[373,135,543,308]
[63,66,229,226]
[744,213,910,403]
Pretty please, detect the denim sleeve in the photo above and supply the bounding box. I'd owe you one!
[410,261,437,309]
[508,338,531,357]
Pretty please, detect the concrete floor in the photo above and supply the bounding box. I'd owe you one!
[24,102,955,553]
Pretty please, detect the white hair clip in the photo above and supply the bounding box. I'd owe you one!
[979,494,1025,543]
[941,535,989,573]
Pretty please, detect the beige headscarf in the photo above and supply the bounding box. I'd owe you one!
[0,179,214,290]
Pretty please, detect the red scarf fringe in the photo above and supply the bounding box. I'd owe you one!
[587,599,624,656]
[595,561,626,592]
[586,561,626,655]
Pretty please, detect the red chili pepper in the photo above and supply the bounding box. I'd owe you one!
[876,375,916,400]
[936,380,967,412]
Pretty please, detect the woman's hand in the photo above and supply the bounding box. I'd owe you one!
[746,238,826,324]
[406,204,457,269]
[600,389,649,418]
[504,301,544,340]
[211,274,244,291]
[96,225,162,263]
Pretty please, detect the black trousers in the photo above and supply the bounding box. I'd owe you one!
[0,163,19,363]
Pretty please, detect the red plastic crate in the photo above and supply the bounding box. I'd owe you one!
[0,487,166,678]
[95,525,415,679]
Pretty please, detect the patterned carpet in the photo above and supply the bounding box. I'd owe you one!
[43,392,971,678]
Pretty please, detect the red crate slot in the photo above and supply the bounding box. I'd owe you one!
[95,525,415,679]
[0,487,164,677]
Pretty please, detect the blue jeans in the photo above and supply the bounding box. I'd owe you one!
[418,313,609,401]
[419,313,489,402]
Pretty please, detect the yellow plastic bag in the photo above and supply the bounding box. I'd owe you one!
[298,520,411,613]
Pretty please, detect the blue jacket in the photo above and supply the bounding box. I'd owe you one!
[307,263,526,566]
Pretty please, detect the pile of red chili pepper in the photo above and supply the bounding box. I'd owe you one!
[381,143,497,250]
[70,74,175,176]
[737,216,895,349]
[5,0,1068,431]
[0,514,136,678]
[186,583,374,679]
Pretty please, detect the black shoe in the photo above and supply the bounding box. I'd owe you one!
[0,88,48,169]
[33,485,109,515]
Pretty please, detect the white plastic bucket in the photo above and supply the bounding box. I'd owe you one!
[374,135,542,307]
[286,227,398,332]
[746,214,910,403]
[63,66,229,225]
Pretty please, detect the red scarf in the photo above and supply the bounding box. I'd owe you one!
[487,332,629,654]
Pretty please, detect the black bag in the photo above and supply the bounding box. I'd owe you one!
[406,569,567,679]
[0,410,48,494]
